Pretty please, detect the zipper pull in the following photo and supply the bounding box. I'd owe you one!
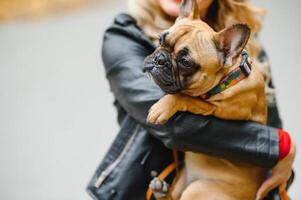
[94,171,109,188]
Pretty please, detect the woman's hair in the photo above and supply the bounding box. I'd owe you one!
[128,0,266,59]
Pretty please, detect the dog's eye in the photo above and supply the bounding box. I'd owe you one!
[179,57,191,67]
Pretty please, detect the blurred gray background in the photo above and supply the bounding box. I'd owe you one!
[0,0,300,199]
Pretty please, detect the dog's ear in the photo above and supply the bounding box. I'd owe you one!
[214,24,251,67]
[178,0,200,20]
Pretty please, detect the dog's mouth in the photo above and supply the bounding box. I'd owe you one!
[144,49,182,94]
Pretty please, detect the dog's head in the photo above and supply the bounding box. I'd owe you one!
[144,0,251,96]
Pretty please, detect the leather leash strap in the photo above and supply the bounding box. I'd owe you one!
[281,191,289,200]
[172,150,180,174]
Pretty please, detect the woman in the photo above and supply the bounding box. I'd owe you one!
[87,0,295,199]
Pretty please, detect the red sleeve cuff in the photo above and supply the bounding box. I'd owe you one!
[277,129,291,160]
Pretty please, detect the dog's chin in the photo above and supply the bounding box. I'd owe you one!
[152,75,182,94]
[160,85,181,94]
[148,67,182,94]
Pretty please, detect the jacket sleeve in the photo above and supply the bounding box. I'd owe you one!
[102,17,279,168]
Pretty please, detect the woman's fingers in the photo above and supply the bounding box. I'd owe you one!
[256,140,296,200]
[256,169,292,199]
[256,176,279,200]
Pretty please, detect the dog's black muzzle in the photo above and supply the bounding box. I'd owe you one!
[143,48,182,94]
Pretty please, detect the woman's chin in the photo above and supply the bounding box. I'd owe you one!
[158,0,180,17]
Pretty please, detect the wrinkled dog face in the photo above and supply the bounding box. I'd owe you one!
[144,0,250,97]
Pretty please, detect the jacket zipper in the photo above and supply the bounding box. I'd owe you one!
[94,124,140,188]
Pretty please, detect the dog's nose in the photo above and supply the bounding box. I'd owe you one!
[155,53,166,65]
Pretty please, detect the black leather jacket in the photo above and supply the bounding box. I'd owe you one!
[87,13,285,200]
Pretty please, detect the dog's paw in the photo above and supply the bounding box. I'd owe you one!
[147,96,178,124]
[147,103,173,124]
[149,177,169,198]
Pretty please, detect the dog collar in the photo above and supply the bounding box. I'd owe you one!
[201,50,252,99]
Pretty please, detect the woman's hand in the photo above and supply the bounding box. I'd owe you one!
[256,141,296,200]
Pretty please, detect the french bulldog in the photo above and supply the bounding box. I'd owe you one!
[143,0,268,199]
